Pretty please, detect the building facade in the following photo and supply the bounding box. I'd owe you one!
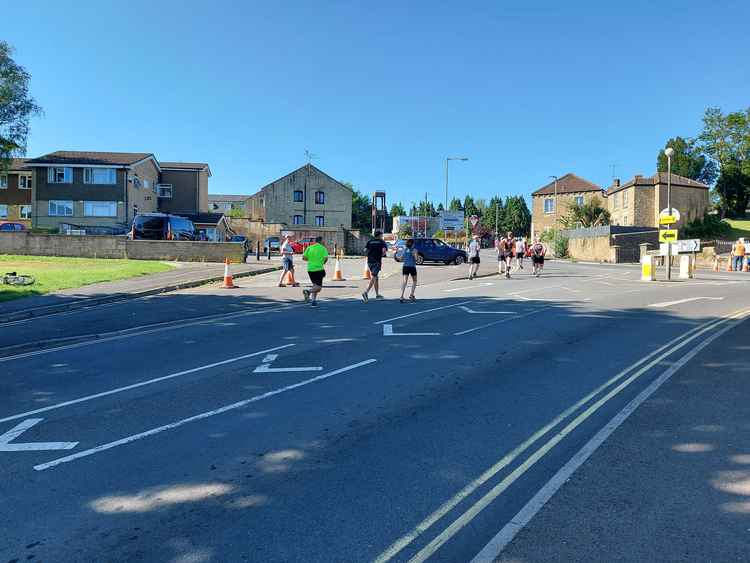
[530,173,605,238]
[157,162,211,216]
[0,159,33,226]
[209,194,248,214]
[606,172,709,229]
[246,164,352,228]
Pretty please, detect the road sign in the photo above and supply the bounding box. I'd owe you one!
[659,239,700,255]
[659,208,680,222]
[659,214,677,225]
[659,229,678,243]
[469,215,479,227]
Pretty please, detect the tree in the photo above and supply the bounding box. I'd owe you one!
[398,223,413,237]
[347,184,371,231]
[226,208,245,218]
[559,196,610,229]
[448,197,463,211]
[436,203,444,212]
[656,136,717,185]
[714,161,750,218]
[502,196,532,235]
[481,196,504,234]
[390,202,406,217]
[463,195,479,218]
[0,41,41,171]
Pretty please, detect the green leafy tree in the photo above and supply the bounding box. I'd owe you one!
[448,197,463,211]
[656,136,717,185]
[680,213,732,239]
[398,223,413,237]
[0,41,42,171]
[481,196,504,234]
[226,208,245,218]
[463,195,479,218]
[390,202,406,217]
[347,183,372,230]
[436,203,444,212]
[714,161,750,218]
[502,196,532,235]
[559,195,610,228]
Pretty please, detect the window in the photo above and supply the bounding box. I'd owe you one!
[48,200,74,216]
[623,215,628,225]
[19,175,32,189]
[544,198,555,214]
[293,215,304,225]
[293,190,304,202]
[84,168,117,184]
[0,204,7,218]
[20,205,32,219]
[622,190,628,206]
[84,201,117,217]
[575,196,584,206]
[612,194,618,209]
[157,184,173,198]
[289,174,296,184]
[0,175,6,188]
[315,215,324,226]
[143,179,150,190]
[48,167,72,183]
[315,191,325,204]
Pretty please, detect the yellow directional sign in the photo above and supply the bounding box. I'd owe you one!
[659,229,678,243]
[659,215,677,225]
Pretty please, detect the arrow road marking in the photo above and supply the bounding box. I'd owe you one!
[383,324,440,337]
[648,297,725,308]
[253,354,322,373]
[0,418,78,452]
[459,306,515,315]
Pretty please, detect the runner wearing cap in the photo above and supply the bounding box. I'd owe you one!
[467,235,481,280]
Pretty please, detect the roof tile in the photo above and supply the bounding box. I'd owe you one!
[532,173,603,196]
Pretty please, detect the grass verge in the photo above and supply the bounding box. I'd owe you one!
[725,219,750,240]
[0,255,174,302]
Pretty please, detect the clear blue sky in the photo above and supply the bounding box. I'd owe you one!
[5,0,750,208]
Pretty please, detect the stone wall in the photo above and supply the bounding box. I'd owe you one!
[125,240,244,263]
[567,235,613,262]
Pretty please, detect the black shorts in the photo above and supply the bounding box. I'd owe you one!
[402,266,417,277]
[515,252,524,259]
[368,262,382,276]
[470,256,480,264]
[532,255,544,265]
[308,270,325,286]
[497,254,506,262]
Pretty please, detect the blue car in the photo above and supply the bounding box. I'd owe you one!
[393,238,467,265]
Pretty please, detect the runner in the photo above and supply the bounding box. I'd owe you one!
[531,237,546,277]
[302,236,328,306]
[495,235,506,275]
[362,230,388,302]
[501,231,515,278]
[467,235,481,279]
[277,235,298,287]
[515,236,527,270]
[398,238,418,303]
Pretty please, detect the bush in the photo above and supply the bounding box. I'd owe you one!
[398,224,413,238]
[552,235,569,257]
[433,229,445,239]
[680,213,732,239]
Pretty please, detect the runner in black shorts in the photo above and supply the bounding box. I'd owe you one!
[531,237,546,277]
[399,238,418,303]
[362,230,388,302]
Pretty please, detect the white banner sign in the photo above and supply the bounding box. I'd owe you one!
[659,239,700,255]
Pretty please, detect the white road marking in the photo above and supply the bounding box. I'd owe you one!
[454,308,549,336]
[261,354,278,363]
[374,301,471,325]
[374,308,750,563]
[648,296,725,308]
[0,418,78,452]
[253,354,322,373]
[443,282,493,292]
[0,344,296,425]
[34,358,377,471]
[406,306,750,563]
[383,324,440,337]
[459,306,514,315]
[470,306,750,563]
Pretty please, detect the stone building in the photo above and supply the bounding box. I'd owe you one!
[606,172,709,229]
[0,159,33,226]
[530,173,605,238]
[246,164,352,229]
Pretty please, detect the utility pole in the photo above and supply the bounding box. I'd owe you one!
[665,148,674,280]
[549,175,559,228]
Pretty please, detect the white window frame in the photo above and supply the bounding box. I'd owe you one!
[18,175,32,189]
[0,204,7,218]
[157,184,173,198]
[293,215,304,225]
[0,174,7,189]
[48,200,74,216]
[575,195,584,206]
[20,204,32,219]
[315,215,324,226]
[543,198,555,214]
[84,201,117,217]
[48,167,73,184]
[84,167,117,185]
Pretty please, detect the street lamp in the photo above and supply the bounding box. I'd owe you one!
[549,175,559,227]
[445,157,469,210]
[665,147,675,281]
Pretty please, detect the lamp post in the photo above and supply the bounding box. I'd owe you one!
[445,157,469,210]
[549,175,559,228]
[665,147,674,280]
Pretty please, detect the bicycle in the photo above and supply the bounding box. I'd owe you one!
[2,272,36,286]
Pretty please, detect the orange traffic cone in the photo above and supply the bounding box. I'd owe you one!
[222,258,238,288]
[743,259,749,272]
[362,258,371,280]
[727,256,733,272]
[332,258,346,281]
[284,269,300,287]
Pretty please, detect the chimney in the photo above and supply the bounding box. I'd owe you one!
[634,174,643,181]
[613,178,620,187]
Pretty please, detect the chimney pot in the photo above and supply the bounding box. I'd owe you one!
[613,178,621,187]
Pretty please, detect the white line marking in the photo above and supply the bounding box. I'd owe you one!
[459,306,514,315]
[406,307,750,563]
[444,282,493,292]
[373,308,750,563]
[34,359,377,471]
[260,354,278,363]
[383,324,440,337]
[470,307,749,563]
[374,301,471,325]
[0,418,78,452]
[454,308,549,336]
[0,344,296,425]
[648,296,725,308]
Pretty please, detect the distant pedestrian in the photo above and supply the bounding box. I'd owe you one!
[531,238,546,277]
[362,230,388,302]
[500,232,515,278]
[468,235,481,279]
[302,236,328,306]
[495,236,506,275]
[731,238,746,271]
[278,235,298,287]
[399,238,418,303]
[515,236,527,270]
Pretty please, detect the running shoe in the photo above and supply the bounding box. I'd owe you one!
[303,289,310,302]
[375,294,384,300]
[361,292,369,303]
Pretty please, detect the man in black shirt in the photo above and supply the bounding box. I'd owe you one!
[362,230,388,302]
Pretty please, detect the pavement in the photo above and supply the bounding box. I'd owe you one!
[1,250,749,562]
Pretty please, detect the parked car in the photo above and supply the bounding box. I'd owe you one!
[263,236,281,253]
[393,238,467,265]
[0,222,26,232]
[131,213,197,241]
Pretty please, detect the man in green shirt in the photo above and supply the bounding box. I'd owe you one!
[302,236,329,306]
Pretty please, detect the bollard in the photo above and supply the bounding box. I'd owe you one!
[641,254,656,281]
[266,242,272,260]
[256,240,261,261]
[679,254,693,279]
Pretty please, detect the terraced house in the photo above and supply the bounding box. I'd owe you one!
[0,159,33,226]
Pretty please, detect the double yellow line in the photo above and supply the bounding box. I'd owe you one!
[374,305,750,563]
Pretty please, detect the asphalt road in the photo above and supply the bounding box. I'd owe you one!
[1,253,748,562]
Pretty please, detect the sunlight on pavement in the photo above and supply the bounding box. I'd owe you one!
[89,483,236,513]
